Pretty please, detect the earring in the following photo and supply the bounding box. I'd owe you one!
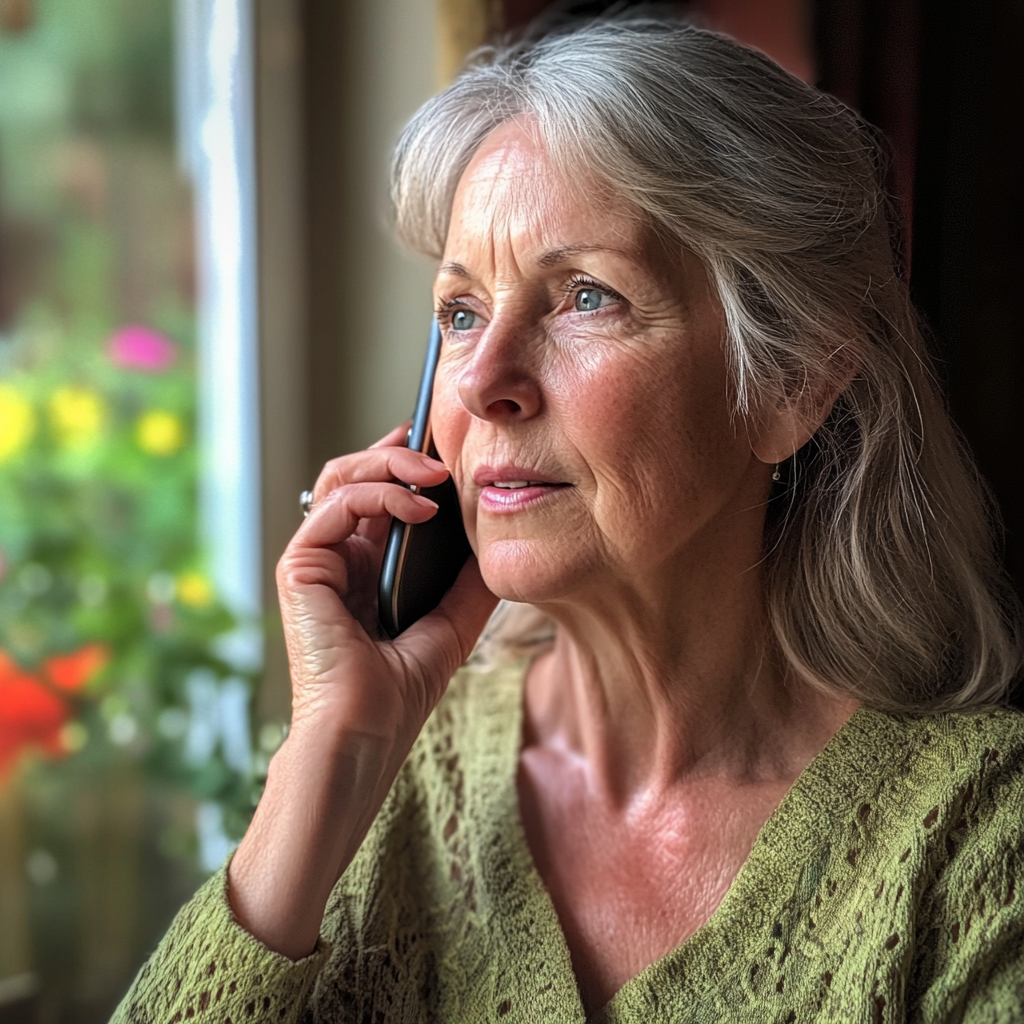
[772,464,781,482]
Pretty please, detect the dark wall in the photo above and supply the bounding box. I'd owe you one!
[909,0,1024,599]
[817,0,1024,602]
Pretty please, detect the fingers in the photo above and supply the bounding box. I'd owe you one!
[297,482,438,550]
[312,447,448,506]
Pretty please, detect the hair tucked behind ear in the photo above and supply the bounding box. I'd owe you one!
[392,14,1023,712]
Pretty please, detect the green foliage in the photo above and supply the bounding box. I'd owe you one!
[0,311,261,828]
[0,0,261,849]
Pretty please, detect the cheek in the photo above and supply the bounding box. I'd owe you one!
[554,337,743,519]
[429,364,465,455]
[427,328,751,575]
[429,369,477,511]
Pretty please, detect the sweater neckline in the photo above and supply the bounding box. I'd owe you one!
[478,657,907,1022]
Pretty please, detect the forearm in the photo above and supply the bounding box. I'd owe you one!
[224,438,494,963]
[227,722,404,960]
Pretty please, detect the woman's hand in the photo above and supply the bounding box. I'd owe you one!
[228,425,497,959]
[281,422,491,744]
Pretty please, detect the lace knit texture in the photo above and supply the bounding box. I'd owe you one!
[112,660,1024,1023]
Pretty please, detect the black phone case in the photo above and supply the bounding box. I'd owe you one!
[377,321,471,638]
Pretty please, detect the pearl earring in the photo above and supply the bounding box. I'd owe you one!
[772,465,781,482]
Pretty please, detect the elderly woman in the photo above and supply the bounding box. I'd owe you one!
[115,16,1024,1024]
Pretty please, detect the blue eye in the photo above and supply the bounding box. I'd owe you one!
[575,288,609,312]
[451,309,476,331]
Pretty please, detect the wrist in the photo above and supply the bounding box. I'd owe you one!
[273,717,397,794]
[228,725,400,958]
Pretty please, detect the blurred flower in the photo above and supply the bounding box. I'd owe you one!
[0,651,69,783]
[108,325,177,372]
[60,721,89,753]
[5,623,44,659]
[48,386,106,450]
[176,571,213,608]
[136,410,184,456]
[43,643,109,693]
[100,693,129,720]
[108,713,138,747]
[0,384,35,461]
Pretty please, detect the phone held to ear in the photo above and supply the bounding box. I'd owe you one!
[378,319,472,639]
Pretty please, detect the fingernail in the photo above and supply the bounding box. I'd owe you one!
[412,494,439,509]
[421,455,448,470]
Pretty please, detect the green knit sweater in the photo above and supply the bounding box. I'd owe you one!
[113,660,1024,1023]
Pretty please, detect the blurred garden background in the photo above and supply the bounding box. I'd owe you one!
[0,0,1020,1020]
[0,0,438,1017]
[0,0,279,1019]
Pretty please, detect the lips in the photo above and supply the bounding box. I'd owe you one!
[473,465,569,513]
[490,480,551,489]
[472,465,567,488]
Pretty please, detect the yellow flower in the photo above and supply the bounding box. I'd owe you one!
[49,387,106,450]
[136,410,184,456]
[176,571,213,608]
[0,384,36,461]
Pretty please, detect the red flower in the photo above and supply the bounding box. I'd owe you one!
[44,643,109,692]
[0,651,69,782]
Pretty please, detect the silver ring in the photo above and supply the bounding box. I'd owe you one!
[300,490,314,518]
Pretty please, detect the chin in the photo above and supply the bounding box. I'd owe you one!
[477,538,586,605]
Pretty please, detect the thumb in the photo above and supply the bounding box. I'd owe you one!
[392,557,499,684]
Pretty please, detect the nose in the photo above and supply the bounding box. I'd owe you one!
[456,316,542,421]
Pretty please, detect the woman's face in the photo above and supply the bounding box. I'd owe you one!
[431,120,773,607]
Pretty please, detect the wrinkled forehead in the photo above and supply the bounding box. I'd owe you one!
[445,119,651,261]
[455,120,555,205]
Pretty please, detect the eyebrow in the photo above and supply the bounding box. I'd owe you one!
[437,245,632,280]
[536,244,632,267]
[437,261,470,277]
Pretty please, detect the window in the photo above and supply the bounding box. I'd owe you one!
[0,1,264,1017]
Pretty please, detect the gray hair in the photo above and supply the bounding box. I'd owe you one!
[391,16,1022,712]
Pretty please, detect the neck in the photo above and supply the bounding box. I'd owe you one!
[525,542,856,805]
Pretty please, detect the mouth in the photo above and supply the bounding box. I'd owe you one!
[488,480,556,490]
[472,464,568,488]
[474,469,570,512]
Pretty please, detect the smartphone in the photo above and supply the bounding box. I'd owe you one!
[377,319,471,638]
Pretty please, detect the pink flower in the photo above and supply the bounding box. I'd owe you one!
[108,325,177,372]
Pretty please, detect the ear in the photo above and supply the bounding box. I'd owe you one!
[747,369,852,466]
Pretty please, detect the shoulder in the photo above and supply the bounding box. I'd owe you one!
[899,703,1024,765]
[847,706,1024,1016]
[720,706,1024,1020]
[871,704,1024,822]
[896,702,1024,858]
[842,704,1024,871]
[797,703,1024,868]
